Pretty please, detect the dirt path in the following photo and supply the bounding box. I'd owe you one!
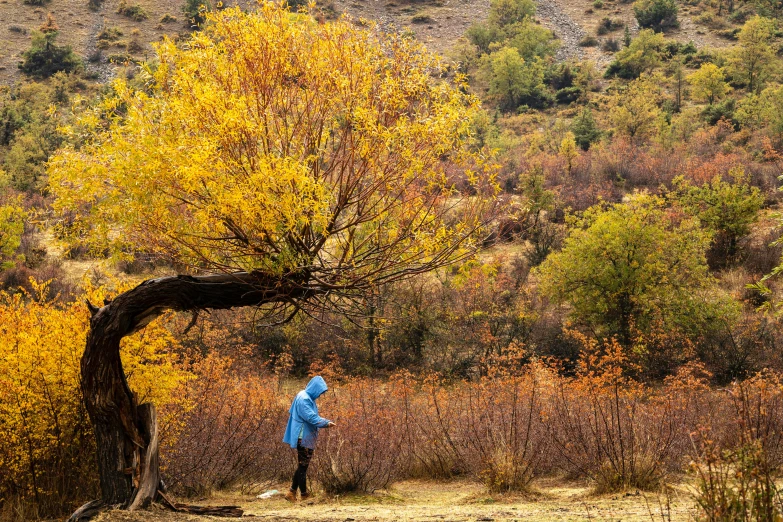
[535,0,585,62]
[95,479,696,521]
[331,0,590,63]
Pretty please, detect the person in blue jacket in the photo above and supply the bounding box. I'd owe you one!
[282,376,334,501]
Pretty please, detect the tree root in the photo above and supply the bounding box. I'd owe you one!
[69,489,244,520]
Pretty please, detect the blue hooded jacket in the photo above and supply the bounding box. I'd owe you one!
[282,376,331,449]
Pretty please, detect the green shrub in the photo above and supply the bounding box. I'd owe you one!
[669,169,763,266]
[593,0,604,8]
[701,98,736,126]
[96,26,123,49]
[105,52,136,64]
[597,16,623,34]
[117,0,148,21]
[467,14,557,59]
[506,19,559,60]
[546,62,574,89]
[482,46,551,111]
[717,27,740,39]
[605,29,665,78]
[285,0,309,9]
[666,39,697,55]
[571,106,601,150]
[411,13,434,23]
[634,0,679,31]
[694,11,721,29]
[555,86,582,104]
[466,23,504,54]
[18,31,82,79]
[536,193,731,345]
[727,5,753,23]
[602,37,620,51]
[579,35,599,46]
[488,0,536,27]
[183,0,211,27]
[684,48,716,67]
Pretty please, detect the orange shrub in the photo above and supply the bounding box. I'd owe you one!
[720,371,783,467]
[312,377,405,494]
[541,341,695,492]
[384,360,552,490]
[7,287,783,511]
[160,351,289,496]
[459,363,551,492]
[685,152,743,184]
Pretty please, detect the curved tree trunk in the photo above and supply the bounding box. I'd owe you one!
[72,272,308,520]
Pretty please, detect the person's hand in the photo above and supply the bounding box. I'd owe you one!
[327,422,336,428]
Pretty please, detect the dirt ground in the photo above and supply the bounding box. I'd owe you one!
[94,478,697,521]
[0,0,737,86]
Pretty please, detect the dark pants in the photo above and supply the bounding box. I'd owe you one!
[291,441,313,494]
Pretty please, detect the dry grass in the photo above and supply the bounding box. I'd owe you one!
[329,0,490,56]
[556,0,733,60]
[0,0,745,86]
[0,0,256,84]
[92,479,695,521]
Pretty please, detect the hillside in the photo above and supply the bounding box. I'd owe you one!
[6,0,783,520]
[0,0,741,86]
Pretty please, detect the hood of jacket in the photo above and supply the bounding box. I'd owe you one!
[304,376,328,399]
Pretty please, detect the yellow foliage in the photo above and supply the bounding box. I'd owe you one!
[558,132,578,175]
[609,75,662,142]
[687,63,731,105]
[50,4,496,282]
[0,199,26,269]
[0,281,190,512]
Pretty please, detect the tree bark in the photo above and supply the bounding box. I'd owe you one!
[128,403,159,511]
[75,272,308,520]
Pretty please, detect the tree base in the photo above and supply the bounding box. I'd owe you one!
[69,490,244,521]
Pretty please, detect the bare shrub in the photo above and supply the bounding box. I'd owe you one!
[743,229,783,277]
[691,430,783,520]
[161,352,289,496]
[393,374,467,479]
[543,340,687,492]
[313,378,404,494]
[721,372,783,467]
[462,362,551,492]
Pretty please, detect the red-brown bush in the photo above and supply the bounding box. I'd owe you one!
[161,352,289,496]
[542,341,695,492]
[312,377,405,494]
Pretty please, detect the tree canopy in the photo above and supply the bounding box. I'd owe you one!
[688,63,731,105]
[727,16,776,94]
[536,194,735,345]
[669,168,763,262]
[50,4,497,310]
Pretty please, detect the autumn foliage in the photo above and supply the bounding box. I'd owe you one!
[49,4,496,296]
[6,283,783,519]
[0,283,189,519]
